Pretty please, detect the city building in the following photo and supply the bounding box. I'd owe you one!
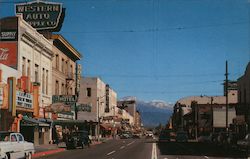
[0,16,54,145]
[172,81,238,138]
[237,62,250,134]
[78,77,117,138]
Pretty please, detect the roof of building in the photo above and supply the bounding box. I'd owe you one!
[51,34,82,61]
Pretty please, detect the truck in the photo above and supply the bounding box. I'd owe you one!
[0,131,35,159]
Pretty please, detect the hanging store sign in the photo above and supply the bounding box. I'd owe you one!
[52,95,76,104]
[16,90,33,109]
[15,1,65,31]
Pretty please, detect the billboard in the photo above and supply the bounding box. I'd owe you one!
[15,1,65,31]
[213,108,236,128]
[0,43,18,69]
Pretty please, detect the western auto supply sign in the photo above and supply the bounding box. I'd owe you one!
[15,1,64,31]
[0,43,18,69]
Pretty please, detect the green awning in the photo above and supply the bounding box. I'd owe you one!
[21,116,50,127]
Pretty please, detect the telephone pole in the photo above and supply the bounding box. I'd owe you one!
[225,61,229,133]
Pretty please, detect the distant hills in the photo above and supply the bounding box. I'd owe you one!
[137,100,173,128]
[120,97,173,128]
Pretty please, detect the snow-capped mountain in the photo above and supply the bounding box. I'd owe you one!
[137,100,173,127]
[119,97,173,127]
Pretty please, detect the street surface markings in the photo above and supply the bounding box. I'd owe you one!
[204,156,209,159]
[151,143,158,159]
[120,146,125,149]
[127,141,135,146]
[107,151,116,156]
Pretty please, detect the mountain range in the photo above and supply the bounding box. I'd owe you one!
[120,97,173,128]
[137,100,173,128]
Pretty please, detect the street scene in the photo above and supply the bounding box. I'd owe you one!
[0,0,250,159]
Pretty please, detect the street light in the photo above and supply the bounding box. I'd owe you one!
[97,95,106,142]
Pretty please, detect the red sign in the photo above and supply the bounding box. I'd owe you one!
[0,42,17,69]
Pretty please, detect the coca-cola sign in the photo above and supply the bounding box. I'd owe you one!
[0,43,17,69]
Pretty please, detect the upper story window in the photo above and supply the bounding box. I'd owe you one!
[86,88,91,97]
[55,80,59,95]
[55,54,59,69]
[61,58,64,73]
[22,57,26,76]
[35,64,39,83]
[27,60,30,77]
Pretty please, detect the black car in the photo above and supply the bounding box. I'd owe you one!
[66,131,91,149]
[158,130,171,142]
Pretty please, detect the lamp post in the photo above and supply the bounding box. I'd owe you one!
[97,95,106,142]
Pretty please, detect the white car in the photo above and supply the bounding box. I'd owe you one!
[0,132,35,159]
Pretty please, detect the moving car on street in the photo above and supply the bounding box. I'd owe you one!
[176,131,188,142]
[158,129,171,142]
[66,131,90,149]
[0,131,35,159]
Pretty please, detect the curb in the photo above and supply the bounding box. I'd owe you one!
[32,148,65,158]
[32,141,103,158]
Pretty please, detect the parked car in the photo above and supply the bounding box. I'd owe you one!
[0,131,35,159]
[237,133,250,153]
[158,129,171,142]
[198,135,211,143]
[217,132,228,145]
[176,131,188,142]
[66,131,90,149]
[146,131,154,138]
[226,132,239,147]
[120,132,133,139]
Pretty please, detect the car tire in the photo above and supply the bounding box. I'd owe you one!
[25,152,32,159]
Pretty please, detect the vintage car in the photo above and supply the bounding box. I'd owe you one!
[66,131,90,149]
[0,131,35,159]
[237,133,250,153]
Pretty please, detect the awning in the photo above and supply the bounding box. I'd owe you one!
[53,119,87,126]
[100,123,112,130]
[21,116,50,127]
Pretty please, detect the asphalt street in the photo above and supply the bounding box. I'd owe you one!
[37,138,247,159]
[37,139,153,159]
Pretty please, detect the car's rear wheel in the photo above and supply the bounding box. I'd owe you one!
[25,152,32,159]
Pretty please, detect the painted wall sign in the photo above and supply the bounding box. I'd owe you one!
[76,103,91,112]
[16,90,33,109]
[0,43,18,69]
[15,1,65,31]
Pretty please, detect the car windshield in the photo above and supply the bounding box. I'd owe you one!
[0,0,248,158]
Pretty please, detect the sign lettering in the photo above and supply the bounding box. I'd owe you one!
[16,1,64,31]
[16,90,33,109]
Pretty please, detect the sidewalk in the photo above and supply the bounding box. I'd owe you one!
[32,141,103,158]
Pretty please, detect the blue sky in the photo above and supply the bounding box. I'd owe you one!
[1,0,250,103]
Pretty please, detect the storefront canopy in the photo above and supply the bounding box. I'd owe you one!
[21,116,50,127]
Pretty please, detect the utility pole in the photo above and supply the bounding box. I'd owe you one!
[97,97,100,142]
[225,61,229,133]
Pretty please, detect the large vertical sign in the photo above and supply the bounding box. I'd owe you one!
[0,17,18,69]
[15,1,65,31]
